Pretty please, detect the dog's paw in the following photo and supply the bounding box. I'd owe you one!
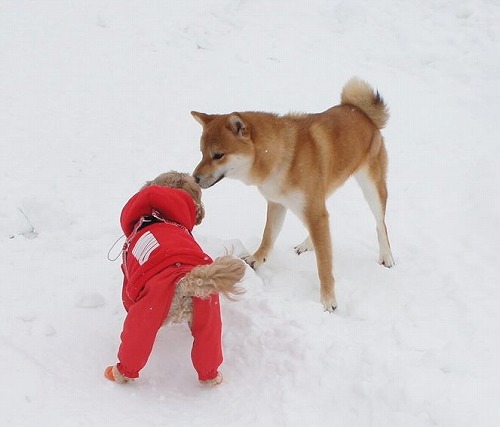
[379,252,395,268]
[294,243,311,255]
[294,236,314,255]
[321,295,338,313]
[200,372,223,387]
[242,255,264,270]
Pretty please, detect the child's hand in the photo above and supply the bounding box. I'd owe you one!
[104,365,132,384]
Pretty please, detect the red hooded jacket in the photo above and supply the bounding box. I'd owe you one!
[120,185,212,305]
[116,186,222,381]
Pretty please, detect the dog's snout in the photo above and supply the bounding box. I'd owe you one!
[193,175,201,184]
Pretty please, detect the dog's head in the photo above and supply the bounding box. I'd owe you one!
[191,111,254,189]
[142,171,205,225]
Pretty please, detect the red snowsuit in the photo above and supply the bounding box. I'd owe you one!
[116,185,222,381]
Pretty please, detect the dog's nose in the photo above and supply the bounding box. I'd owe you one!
[193,175,201,184]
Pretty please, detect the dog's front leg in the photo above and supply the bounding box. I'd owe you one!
[305,204,337,312]
[243,201,286,269]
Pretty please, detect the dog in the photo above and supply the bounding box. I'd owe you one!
[191,78,394,312]
[105,172,245,386]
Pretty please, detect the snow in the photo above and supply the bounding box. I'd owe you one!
[1,0,499,426]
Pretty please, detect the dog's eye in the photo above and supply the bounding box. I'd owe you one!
[212,153,224,160]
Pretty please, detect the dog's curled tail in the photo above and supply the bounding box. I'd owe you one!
[179,256,246,301]
[340,77,389,129]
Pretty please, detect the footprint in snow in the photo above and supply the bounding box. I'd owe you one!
[75,292,106,308]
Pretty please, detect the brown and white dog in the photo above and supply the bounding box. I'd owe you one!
[191,78,395,312]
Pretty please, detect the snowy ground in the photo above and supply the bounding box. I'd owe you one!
[1,1,499,426]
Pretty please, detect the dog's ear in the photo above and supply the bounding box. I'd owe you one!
[228,113,249,139]
[191,111,214,127]
[195,202,205,225]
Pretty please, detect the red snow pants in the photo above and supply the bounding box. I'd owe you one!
[116,267,223,381]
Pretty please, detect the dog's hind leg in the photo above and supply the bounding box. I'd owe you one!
[243,201,287,269]
[355,144,395,267]
[304,202,337,312]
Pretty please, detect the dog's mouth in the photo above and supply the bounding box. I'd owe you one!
[208,174,225,188]
[199,173,225,189]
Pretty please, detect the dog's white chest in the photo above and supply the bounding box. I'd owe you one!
[258,176,305,218]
